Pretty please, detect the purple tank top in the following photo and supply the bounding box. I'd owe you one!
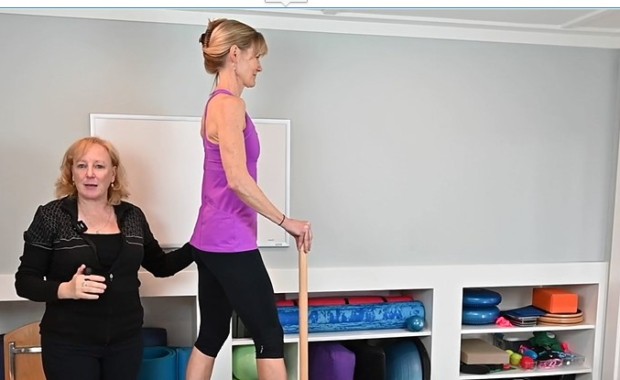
[190,89,260,252]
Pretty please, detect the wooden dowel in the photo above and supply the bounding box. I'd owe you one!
[298,248,308,380]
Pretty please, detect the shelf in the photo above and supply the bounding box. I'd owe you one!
[461,323,596,335]
[459,364,591,379]
[232,328,431,346]
[3,263,606,380]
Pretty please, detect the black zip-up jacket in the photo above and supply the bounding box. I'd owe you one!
[15,196,193,345]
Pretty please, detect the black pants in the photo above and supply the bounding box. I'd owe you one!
[41,334,143,380]
[192,246,284,358]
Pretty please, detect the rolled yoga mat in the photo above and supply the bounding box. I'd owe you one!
[175,347,193,380]
[138,346,177,380]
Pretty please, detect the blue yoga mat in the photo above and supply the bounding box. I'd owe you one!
[138,346,177,380]
[175,347,193,380]
[278,301,425,334]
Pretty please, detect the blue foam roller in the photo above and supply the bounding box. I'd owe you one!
[385,341,423,380]
[138,346,177,380]
[175,347,192,380]
[142,327,168,347]
[463,288,502,307]
[278,301,425,334]
[462,306,500,325]
[309,342,355,380]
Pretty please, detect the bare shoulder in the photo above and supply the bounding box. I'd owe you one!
[207,95,245,131]
[210,93,246,115]
[208,94,247,133]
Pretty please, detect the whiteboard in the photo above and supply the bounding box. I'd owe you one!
[90,114,290,248]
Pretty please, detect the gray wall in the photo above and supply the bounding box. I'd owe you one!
[1,13,619,273]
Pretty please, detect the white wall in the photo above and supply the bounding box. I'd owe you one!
[1,10,620,379]
[1,12,618,276]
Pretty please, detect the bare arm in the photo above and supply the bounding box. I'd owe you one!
[207,95,312,251]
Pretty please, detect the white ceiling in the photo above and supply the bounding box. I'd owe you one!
[348,9,620,33]
[2,8,620,48]
[180,7,620,48]
[208,8,620,37]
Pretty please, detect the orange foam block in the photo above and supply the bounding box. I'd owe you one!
[532,288,578,314]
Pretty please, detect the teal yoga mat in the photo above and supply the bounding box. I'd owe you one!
[138,346,177,380]
[175,347,193,380]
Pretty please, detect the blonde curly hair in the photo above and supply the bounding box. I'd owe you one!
[55,137,129,205]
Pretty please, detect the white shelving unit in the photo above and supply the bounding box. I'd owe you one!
[460,367,592,380]
[460,284,599,380]
[0,261,608,380]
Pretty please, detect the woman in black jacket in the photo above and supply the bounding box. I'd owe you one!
[15,136,193,380]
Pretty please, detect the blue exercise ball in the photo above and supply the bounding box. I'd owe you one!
[406,316,425,332]
[385,340,423,380]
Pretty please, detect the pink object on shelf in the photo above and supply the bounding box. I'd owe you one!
[495,316,513,327]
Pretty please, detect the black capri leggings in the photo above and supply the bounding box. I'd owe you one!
[191,246,284,359]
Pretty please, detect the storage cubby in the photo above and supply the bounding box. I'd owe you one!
[141,296,198,347]
[460,284,599,380]
[231,288,433,380]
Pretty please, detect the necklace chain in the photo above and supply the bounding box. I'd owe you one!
[82,207,114,234]
[95,210,113,234]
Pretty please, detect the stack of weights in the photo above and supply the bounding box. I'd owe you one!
[462,288,502,325]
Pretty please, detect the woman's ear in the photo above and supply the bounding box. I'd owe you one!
[229,45,239,60]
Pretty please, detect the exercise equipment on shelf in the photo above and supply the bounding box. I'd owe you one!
[278,297,425,333]
[462,288,502,325]
[232,345,258,380]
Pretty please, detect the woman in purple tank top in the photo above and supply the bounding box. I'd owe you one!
[186,19,313,380]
